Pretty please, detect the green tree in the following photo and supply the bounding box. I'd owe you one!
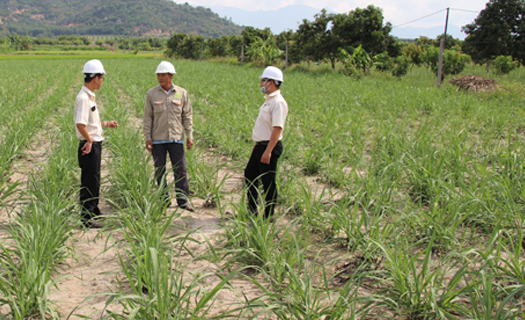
[338,45,388,75]
[403,43,427,66]
[208,37,228,57]
[296,9,339,68]
[225,35,243,58]
[332,5,396,57]
[140,41,151,51]
[165,33,187,57]
[241,27,272,47]
[297,6,397,69]
[276,30,303,64]
[178,35,205,60]
[492,55,519,74]
[415,36,433,46]
[421,46,471,79]
[463,0,525,65]
[392,55,411,77]
[8,35,32,50]
[435,34,461,50]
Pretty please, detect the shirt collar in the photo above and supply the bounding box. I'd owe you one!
[82,85,96,102]
[160,84,175,94]
[266,89,281,100]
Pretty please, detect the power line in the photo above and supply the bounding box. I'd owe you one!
[392,9,447,29]
[392,7,482,31]
[450,8,480,14]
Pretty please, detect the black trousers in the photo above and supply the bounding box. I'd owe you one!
[151,143,190,207]
[78,141,102,221]
[244,141,283,218]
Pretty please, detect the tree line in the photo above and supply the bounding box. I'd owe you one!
[2,1,522,78]
[166,1,524,77]
[0,35,166,53]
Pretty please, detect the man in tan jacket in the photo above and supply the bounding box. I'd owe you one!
[143,61,194,211]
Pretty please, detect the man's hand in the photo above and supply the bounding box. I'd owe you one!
[106,120,118,129]
[146,140,153,152]
[186,139,194,151]
[261,149,271,164]
[81,141,93,155]
[260,127,282,165]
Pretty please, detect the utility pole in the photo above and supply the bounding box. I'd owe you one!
[241,43,244,65]
[285,31,289,70]
[437,7,450,88]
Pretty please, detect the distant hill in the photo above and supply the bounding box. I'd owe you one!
[0,0,244,37]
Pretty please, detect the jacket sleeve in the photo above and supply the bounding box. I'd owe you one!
[182,90,194,140]
[143,91,153,141]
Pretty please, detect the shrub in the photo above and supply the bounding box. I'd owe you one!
[421,46,471,79]
[492,55,519,74]
[392,55,411,77]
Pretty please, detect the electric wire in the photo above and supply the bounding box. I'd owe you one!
[393,9,447,29]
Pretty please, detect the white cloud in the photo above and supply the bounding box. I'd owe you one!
[184,0,487,28]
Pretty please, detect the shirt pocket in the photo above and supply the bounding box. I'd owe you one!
[260,104,272,122]
[153,101,166,115]
[89,103,99,123]
[168,99,183,114]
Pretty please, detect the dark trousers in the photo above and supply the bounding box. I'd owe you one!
[152,143,190,206]
[244,141,283,218]
[78,141,102,221]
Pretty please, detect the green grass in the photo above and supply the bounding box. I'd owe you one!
[2,56,525,318]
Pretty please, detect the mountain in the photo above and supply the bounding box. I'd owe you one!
[210,4,336,35]
[0,0,243,37]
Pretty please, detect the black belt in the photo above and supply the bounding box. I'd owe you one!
[80,140,103,145]
[255,141,269,146]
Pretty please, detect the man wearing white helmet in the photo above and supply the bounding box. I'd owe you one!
[74,59,118,228]
[143,61,194,211]
[244,66,288,219]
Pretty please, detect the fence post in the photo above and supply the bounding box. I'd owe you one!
[285,38,289,70]
[241,43,244,65]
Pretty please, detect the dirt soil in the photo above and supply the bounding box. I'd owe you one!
[0,133,272,318]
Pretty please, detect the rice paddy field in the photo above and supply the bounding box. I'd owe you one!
[1,55,525,319]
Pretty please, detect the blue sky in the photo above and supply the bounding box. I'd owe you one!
[183,0,487,31]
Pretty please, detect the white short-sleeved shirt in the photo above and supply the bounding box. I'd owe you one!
[74,86,104,142]
[252,90,288,142]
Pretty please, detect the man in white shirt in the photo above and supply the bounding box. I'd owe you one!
[244,66,288,219]
[74,59,118,228]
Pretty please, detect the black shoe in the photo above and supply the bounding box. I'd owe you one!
[223,211,236,219]
[83,218,105,229]
[180,204,195,212]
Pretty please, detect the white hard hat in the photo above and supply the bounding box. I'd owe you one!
[82,59,106,75]
[259,66,283,82]
[155,61,176,74]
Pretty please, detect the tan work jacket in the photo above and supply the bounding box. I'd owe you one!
[143,85,193,141]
